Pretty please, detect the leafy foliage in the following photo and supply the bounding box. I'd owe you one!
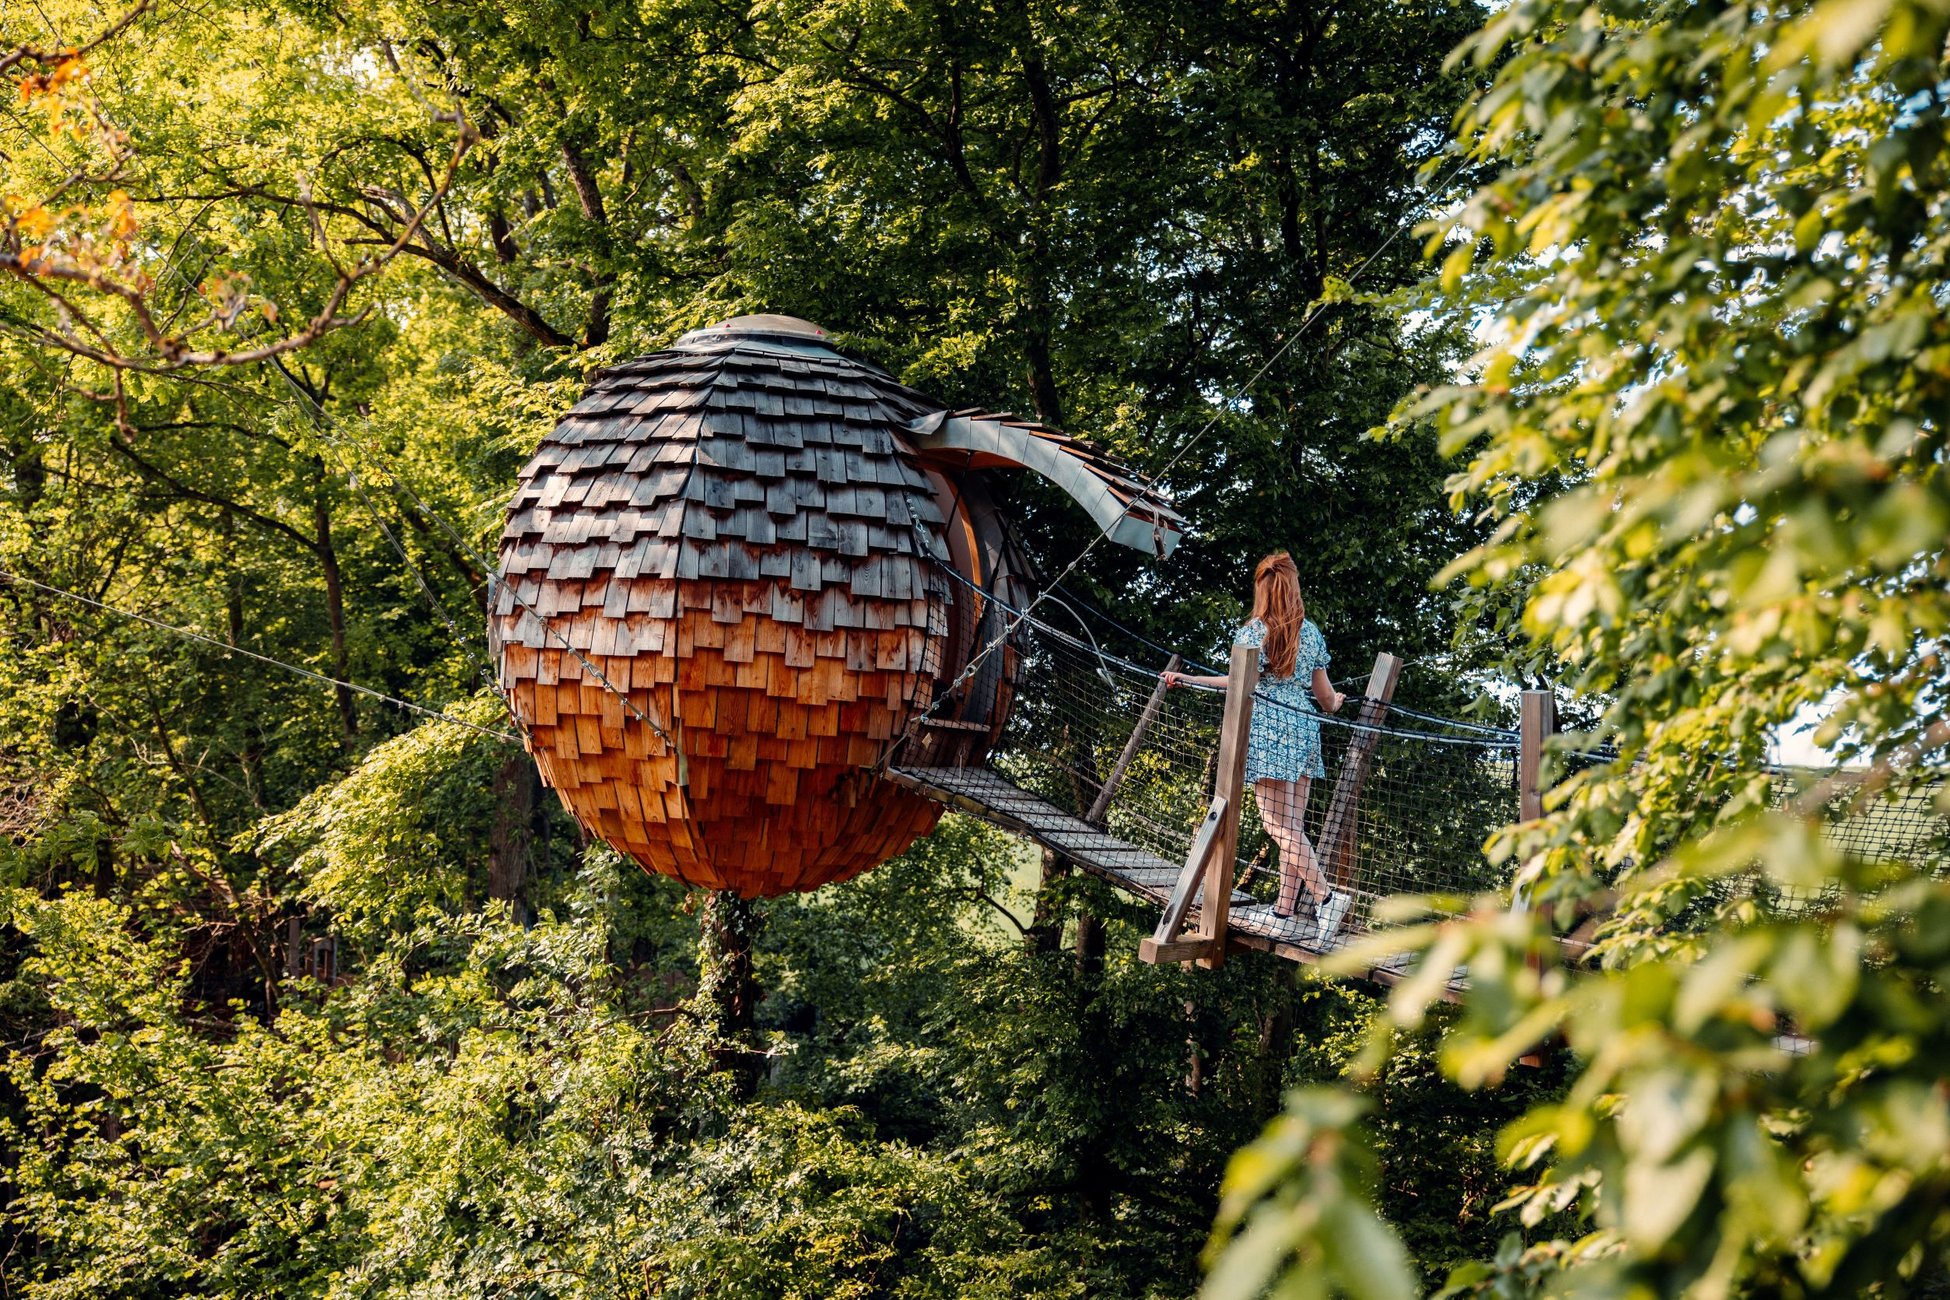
[1211,1,1950,1296]
[0,0,1721,1295]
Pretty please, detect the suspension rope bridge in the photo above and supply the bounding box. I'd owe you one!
[879,580,1950,988]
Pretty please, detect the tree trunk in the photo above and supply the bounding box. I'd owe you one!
[1185,997,1204,1097]
[5,429,46,617]
[488,751,540,923]
[488,208,520,265]
[696,889,763,1097]
[224,547,267,808]
[1023,326,1065,429]
[1257,964,1300,1113]
[11,434,44,516]
[1026,848,1068,954]
[1074,909,1105,976]
[311,483,357,749]
[560,138,615,349]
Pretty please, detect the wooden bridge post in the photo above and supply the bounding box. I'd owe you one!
[1317,651,1404,892]
[1087,655,1179,827]
[1519,690,1556,822]
[1194,641,1260,968]
[1077,655,1180,974]
[1516,689,1559,1057]
[1139,643,1258,966]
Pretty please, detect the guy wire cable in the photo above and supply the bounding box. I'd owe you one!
[267,365,485,660]
[141,229,504,704]
[5,105,604,745]
[0,568,522,742]
[931,151,1482,707]
[286,384,678,748]
[266,356,504,698]
[151,229,670,750]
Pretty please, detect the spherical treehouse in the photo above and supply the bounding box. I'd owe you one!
[490,315,1182,897]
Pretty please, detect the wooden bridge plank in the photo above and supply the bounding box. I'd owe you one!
[886,761,1465,1000]
[887,764,1251,907]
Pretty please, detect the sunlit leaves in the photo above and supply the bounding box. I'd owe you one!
[1204,1090,1417,1300]
[1,5,474,376]
[1217,0,1950,1295]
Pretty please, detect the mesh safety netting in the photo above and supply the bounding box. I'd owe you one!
[890,577,1949,957]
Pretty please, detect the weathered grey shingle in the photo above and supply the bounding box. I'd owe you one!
[492,329,971,668]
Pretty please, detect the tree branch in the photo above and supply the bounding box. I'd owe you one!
[3,71,482,370]
[0,1,150,80]
[104,429,318,554]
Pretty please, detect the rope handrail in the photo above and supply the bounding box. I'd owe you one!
[903,575,1950,959]
[931,564,1517,750]
[1045,581,1522,741]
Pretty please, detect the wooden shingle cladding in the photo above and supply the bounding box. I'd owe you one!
[492,326,966,896]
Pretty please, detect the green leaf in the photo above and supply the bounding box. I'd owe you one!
[1620,1147,1717,1251]
[1319,1200,1417,1300]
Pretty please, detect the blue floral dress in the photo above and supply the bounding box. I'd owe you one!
[1235,618,1330,783]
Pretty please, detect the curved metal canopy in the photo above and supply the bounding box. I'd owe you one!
[906,408,1185,559]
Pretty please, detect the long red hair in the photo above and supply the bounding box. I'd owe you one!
[1251,552,1305,679]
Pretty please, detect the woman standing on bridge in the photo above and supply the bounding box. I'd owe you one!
[1163,552,1353,940]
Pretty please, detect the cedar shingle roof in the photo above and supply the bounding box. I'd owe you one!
[494,331,952,652]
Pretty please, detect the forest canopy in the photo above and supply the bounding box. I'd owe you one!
[2,1,1947,1298]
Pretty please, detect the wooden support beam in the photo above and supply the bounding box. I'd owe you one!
[1515,688,1559,1051]
[1087,654,1178,827]
[1224,929,1469,1001]
[1138,936,1221,964]
[1195,641,1259,968]
[1076,656,1176,972]
[1519,689,1556,822]
[1140,796,1227,964]
[1318,652,1404,892]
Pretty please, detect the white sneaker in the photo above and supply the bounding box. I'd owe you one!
[1315,891,1352,944]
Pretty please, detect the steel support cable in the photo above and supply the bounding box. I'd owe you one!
[121,222,496,696]
[266,356,503,701]
[1377,701,1518,739]
[1049,583,1219,673]
[1089,650,1514,751]
[144,232,672,750]
[6,113,532,742]
[258,351,675,748]
[140,240,531,734]
[0,140,521,747]
[0,568,522,741]
[930,154,1483,715]
[1034,591,1122,695]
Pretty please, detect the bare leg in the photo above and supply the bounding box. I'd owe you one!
[1254,778,1325,914]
